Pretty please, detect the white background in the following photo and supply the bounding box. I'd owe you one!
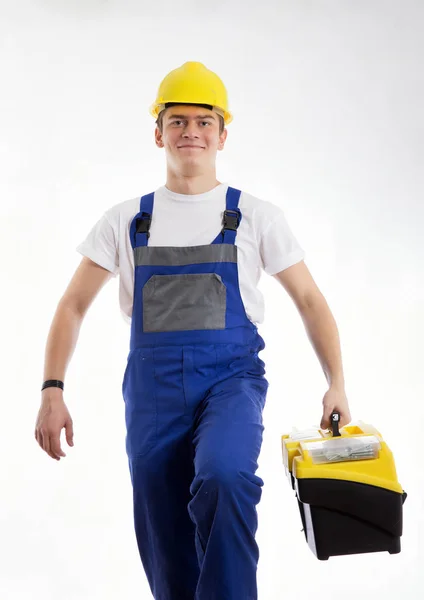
[1,1,423,598]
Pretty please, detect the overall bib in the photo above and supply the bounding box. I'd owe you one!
[123,186,269,600]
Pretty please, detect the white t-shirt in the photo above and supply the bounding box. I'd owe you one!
[76,182,306,325]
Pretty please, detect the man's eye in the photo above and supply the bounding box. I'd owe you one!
[171,120,211,126]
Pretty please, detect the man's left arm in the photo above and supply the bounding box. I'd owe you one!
[273,260,351,429]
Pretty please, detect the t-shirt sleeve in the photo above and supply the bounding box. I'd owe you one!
[259,211,306,275]
[76,212,119,277]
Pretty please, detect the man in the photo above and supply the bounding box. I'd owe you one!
[35,61,351,599]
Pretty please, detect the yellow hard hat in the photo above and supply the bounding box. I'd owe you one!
[150,61,233,125]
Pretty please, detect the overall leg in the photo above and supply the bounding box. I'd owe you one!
[124,347,200,600]
[129,436,199,600]
[187,357,268,600]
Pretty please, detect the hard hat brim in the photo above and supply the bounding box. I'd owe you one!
[150,102,233,125]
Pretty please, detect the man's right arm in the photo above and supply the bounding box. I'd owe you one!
[36,257,115,460]
[43,256,114,382]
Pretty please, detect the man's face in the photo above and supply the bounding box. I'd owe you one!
[155,105,227,174]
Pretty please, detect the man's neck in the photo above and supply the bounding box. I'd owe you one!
[165,172,221,195]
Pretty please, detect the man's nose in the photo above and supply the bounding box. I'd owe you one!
[182,121,200,136]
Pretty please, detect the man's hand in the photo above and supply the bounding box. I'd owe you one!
[320,386,351,430]
[35,390,74,460]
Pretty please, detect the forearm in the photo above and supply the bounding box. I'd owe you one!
[43,301,84,387]
[299,295,345,389]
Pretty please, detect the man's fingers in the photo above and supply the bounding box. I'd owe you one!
[41,430,59,460]
[65,420,74,447]
[321,409,351,431]
[50,435,66,458]
[320,408,332,430]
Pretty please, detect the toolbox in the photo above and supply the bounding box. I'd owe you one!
[282,412,407,560]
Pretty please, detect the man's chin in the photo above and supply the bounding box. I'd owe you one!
[178,157,203,168]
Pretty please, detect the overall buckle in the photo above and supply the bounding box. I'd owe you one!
[222,209,240,231]
[136,212,152,238]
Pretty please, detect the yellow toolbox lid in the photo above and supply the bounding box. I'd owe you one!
[282,422,403,494]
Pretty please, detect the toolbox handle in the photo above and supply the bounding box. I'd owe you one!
[330,411,341,437]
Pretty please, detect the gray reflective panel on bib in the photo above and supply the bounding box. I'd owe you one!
[135,244,237,267]
[143,273,226,332]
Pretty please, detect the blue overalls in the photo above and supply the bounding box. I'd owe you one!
[123,186,269,600]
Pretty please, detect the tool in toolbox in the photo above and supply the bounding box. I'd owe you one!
[281,411,407,560]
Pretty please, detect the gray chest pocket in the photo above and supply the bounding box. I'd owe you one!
[143,273,226,332]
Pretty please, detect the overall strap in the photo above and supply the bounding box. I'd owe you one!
[130,192,154,249]
[212,186,242,245]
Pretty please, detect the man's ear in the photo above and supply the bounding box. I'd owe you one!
[218,128,227,150]
[155,127,164,148]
